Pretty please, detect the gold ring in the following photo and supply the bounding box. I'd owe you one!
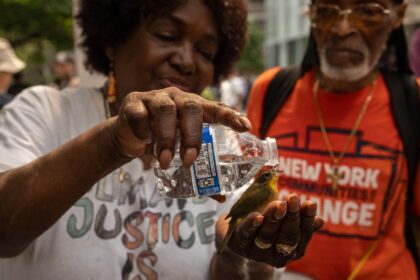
[275,243,297,256]
[254,237,272,250]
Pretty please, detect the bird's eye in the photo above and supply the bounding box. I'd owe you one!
[263,172,271,179]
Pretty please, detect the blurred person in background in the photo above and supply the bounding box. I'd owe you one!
[0,0,321,279]
[0,38,26,109]
[411,27,420,77]
[220,71,248,112]
[51,50,80,89]
[8,73,31,97]
[247,0,420,279]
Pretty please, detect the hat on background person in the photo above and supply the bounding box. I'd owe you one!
[54,51,75,65]
[410,28,420,77]
[0,38,26,74]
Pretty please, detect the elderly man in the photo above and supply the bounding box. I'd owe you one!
[0,38,26,109]
[51,51,79,89]
[247,0,420,279]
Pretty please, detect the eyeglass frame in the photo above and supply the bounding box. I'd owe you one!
[307,2,397,29]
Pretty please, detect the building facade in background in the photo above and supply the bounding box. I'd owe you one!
[247,0,265,29]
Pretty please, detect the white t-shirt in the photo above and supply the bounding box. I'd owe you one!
[0,86,233,280]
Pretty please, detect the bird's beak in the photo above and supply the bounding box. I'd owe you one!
[271,169,281,182]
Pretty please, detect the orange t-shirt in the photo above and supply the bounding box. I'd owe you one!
[247,68,420,279]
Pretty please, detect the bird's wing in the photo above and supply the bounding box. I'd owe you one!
[226,186,271,220]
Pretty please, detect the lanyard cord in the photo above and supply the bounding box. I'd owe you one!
[348,155,408,279]
[347,240,381,280]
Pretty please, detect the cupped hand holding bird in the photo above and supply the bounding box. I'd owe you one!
[215,171,324,268]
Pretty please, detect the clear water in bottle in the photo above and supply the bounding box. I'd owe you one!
[154,124,278,198]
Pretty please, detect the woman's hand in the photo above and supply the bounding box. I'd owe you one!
[215,195,324,268]
[110,87,251,168]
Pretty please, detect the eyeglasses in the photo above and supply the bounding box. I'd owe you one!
[309,3,395,30]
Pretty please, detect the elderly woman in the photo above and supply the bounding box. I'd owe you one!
[0,0,321,279]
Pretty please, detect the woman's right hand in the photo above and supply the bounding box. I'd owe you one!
[110,87,252,169]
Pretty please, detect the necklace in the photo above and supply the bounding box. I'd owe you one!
[312,74,376,190]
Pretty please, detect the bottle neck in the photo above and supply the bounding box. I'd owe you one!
[263,137,279,166]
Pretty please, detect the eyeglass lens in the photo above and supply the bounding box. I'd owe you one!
[311,3,390,29]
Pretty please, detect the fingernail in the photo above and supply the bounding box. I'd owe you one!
[159,149,173,169]
[289,195,299,213]
[211,194,226,203]
[253,216,263,227]
[314,218,324,231]
[308,202,317,216]
[182,148,197,168]
[239,116,252,130]
[275,201,287,220]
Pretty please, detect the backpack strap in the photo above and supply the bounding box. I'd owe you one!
[381,70,420,199]
[381,69,420,275]
[260,66,301,138]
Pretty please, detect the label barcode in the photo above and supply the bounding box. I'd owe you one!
[191,124,221,196]
[197,178,215,188]
[194,145,211,179]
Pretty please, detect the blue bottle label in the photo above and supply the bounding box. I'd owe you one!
[191,124,221,196]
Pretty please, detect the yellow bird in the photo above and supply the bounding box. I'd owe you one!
[217,166,280,254]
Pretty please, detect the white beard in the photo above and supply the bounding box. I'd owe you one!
[318,42,384,82]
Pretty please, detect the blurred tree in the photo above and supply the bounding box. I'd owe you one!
[0,0,73,48]
[236,23,265,75]
[0,0,73,84]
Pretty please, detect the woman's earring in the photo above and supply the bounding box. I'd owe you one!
[107,61,117,104]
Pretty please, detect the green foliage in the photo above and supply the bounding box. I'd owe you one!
[0,0,74,83]
[0,0,73,48]
[236,23,265,74]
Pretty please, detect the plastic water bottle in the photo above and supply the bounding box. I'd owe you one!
[154,124,279,198]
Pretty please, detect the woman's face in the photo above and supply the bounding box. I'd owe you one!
[113,0,219,98]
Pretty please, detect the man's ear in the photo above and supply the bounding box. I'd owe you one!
[392,3,408,29]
